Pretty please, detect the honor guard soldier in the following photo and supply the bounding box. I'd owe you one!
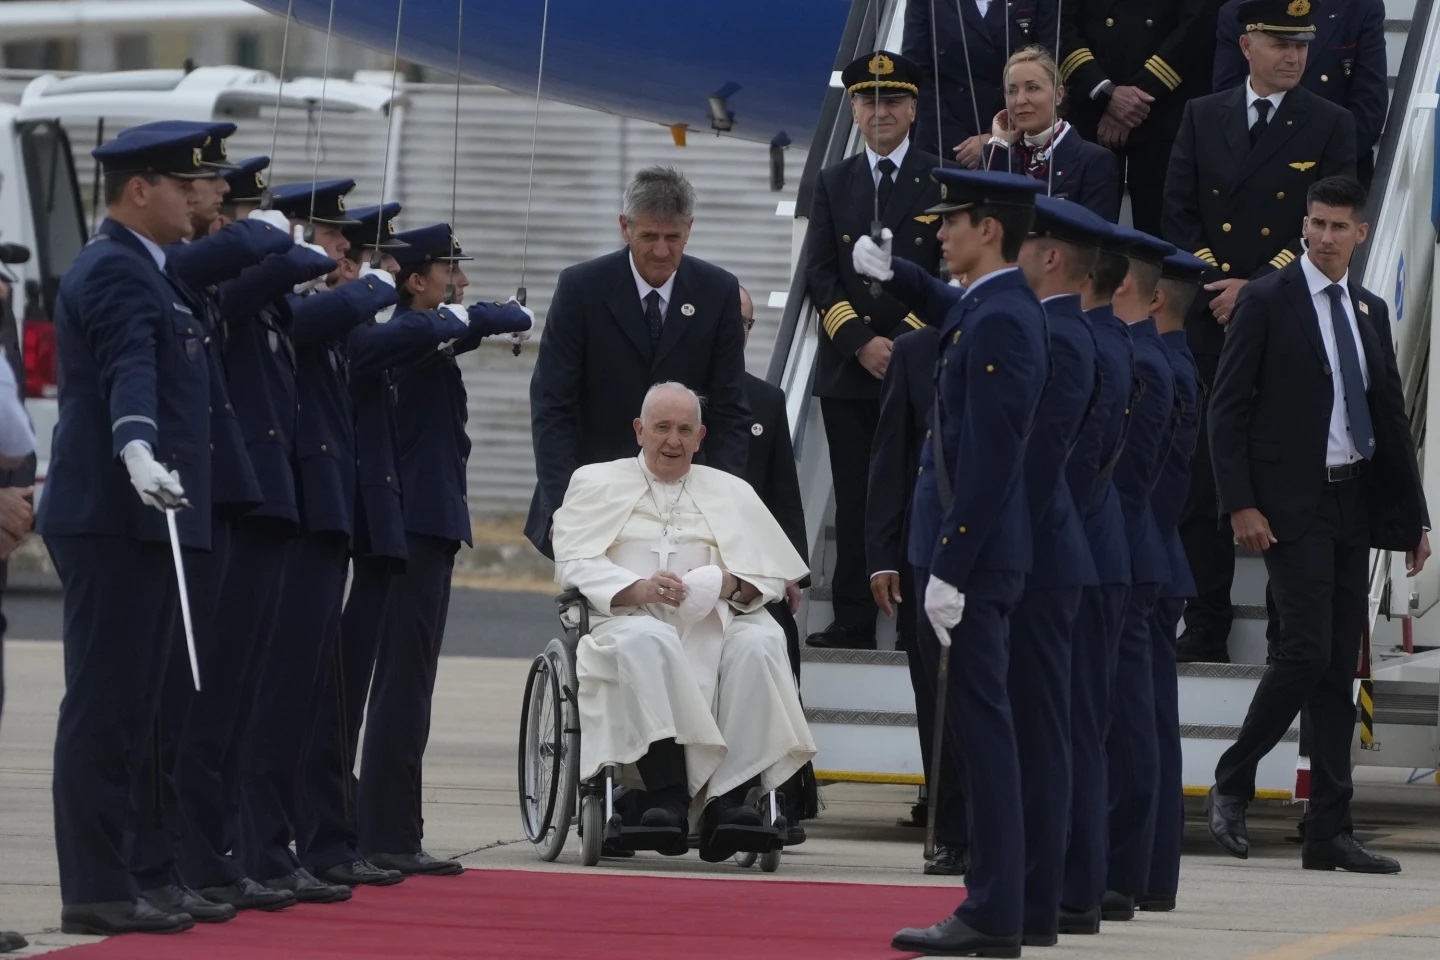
[1009,195,1112,947]
[37,121,216,935]
[1162,0,1356,664]
[1140,250,1208,913]
[1099,225,1176,922]
[1058,0,1219,235]
[804,50,942,651]
[237,178,397,904]
[1059,221,1135,935]
[1215,0,1387,186]
[358,224,533,875]
[855,168,1049,959]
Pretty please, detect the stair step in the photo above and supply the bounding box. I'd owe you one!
[1177,662,1266,679]
[805,707,916,726]
[802,647,908,666]
[1372,680,1440,727]
[1181,722,1298,743]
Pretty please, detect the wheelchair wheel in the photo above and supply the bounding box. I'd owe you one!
[579,792,604,867]
[517,639,580,861]
[733,851,758,869]
[760,849,781,873]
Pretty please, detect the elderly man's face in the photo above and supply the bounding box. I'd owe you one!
[620,215,689,289]
[633,390,707,482]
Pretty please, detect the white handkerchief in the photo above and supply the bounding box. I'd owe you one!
[675,564,723,626]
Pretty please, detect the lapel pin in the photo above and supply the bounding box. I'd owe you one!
[1357,301,1369,314]
[751,423,764,436]
[681,303,695,316]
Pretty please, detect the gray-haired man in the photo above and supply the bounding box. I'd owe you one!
[525,165,751,557]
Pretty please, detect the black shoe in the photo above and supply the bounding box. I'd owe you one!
[0,932,28,954]
[199,877,297,912]
[1176,630,1229,664]
[367,850,464,877]
[1302,833,1401,874]
[1057,905,1100,934]
[805,623,875,650]
[1136,892,1176,912]
[141,884,236,923]
[1101,891,1135,921]
[264,869,352,903]
[923,843,968,876]
[785,824,807,846]
[60,900,194,935]
[892,914,1021,958]
[898,802,927,829]
[1206,785,1251,859]
[639,800,689,831]
[316,859,406,888]
[1022,930,1058,947]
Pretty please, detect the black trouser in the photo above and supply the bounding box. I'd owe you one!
[819,396,879,637]
[1181,352,1234,654]
[1214,479,1369,839]
[635,738,688,806]
[1118,137,1175,238]
[767,599,819,820]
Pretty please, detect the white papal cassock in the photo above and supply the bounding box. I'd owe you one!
[553,455,816,801]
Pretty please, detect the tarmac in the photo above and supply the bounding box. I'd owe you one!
[3,634,1440,958]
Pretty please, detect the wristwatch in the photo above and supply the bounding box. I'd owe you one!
[728,581,745,603]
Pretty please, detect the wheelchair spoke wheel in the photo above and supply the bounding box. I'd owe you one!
[542,637,580,859]
[517,643,578,860]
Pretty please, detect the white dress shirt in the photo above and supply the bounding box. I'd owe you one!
[975,0,992,16]
[629,251,677,321]
[124,227,168,272]
[1299,253,1370,467]
[865,137,911,189]
[1245,79,1286,128]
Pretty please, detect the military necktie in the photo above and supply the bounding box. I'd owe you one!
[1326,283,1373,459]
[644,289,664,349]
[1249,98,1271,148]
[876,157,897,216]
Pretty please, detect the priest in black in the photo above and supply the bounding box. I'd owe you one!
[803,50,943,650]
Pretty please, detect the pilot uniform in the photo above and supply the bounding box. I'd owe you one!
[357,225,533,871]
[804,51,942,650]
[887,170,1049,956]
[37,124,215,932]
[1059,0,1219,235]
[1162,0,1356,663]
[1214,0,1386,185]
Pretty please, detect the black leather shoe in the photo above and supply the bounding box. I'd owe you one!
[1176,629,1230,664]
[367,850,464,877]
[805,623,875,650]
[316,859,406,887]
[141,884,236,923]
[923,843,968,876]
[0,931,28,953]
[199,877,296,912]
[1136,892,1176,912]
[892,914,1021,958]
[1207,785,1251,859]
[1101,891,1135,921]
[1022,930,1058,947]
[1302,833,1401,874]
[60,900,194,935]
[785,824,807,846]
[640,801,689,831]
[264,869,352,903]
[898,801,927,829]
[1057,905,1100,934]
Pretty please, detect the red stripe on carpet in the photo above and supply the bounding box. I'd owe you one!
[53,869,966,959]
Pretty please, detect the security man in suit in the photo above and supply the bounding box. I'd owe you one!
[37,122,216,936]
[1162,0,1356,664]
[359,224,533,875]
[903,0,1058,159]
[1141,250,1208,913]
[1101,225,1175,922]
[804,50,942,650]
[856,168,1049,959]
[1010,195,1112,947]
[1206,176,1428,873]
[1215,0,1387,186]
[1059,230,1134,935]
[1058,0,1220,236]
[238,179,398,904]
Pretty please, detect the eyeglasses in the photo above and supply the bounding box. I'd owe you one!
[742,316,755,330]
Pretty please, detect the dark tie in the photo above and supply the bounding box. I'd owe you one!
[876,157,897,215]
[644,289,664,348]
[1249,98,1272,147]
[1326,283,1373,460]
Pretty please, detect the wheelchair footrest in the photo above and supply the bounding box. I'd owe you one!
[614,825,688,855]
[698,823,782,862]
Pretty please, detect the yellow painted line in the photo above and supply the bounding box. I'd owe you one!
[1244,904,1440,960]
[1183,785,1293,801]
[815,770,924,786]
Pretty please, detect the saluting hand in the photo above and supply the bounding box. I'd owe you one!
[1231,507,1277,553]
[1406,531,1431,577]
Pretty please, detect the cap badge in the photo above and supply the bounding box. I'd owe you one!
[868,53,894,76]
[1287,0,1311,16]
[681,303,695,316]
[336,194,346,212]
[192,147,202,167]
[940,183,948,200]
[254,172,266,190]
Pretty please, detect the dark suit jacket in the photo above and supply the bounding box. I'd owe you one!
[1162,84,1356,356]
[1209,259,1427,550]
[866,324,940,579]
[984,130,1122,222]
[526,249,749,556]
[742,372,808,577]
[805,143,943,400]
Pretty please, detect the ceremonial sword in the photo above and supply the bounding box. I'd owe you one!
[924,636,950,861]
[165,505,202,692]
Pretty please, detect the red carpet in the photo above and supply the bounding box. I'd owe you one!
[53,869,966,959]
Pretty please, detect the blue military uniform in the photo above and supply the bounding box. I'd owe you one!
[1144,252,1206,908]
[1102,226,1177,908]
[356,224,531,866]
[36,123,216,929]
[1006,197,1110,944]
[887,170,1049,956]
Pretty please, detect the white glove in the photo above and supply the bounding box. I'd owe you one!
[505,296,537,346]
[923,574,966,648]
[435,302,467,352]
[852,228,894,281]
[247,208,291,232]
[121,440,186,511]
[290,226,333,294]
[358,263,396,287]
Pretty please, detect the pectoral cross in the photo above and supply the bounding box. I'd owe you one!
[651,534,679,571]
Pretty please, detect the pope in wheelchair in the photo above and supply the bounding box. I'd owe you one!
[549,382,815,862]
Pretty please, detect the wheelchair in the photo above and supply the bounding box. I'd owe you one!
[517,588,786,871]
